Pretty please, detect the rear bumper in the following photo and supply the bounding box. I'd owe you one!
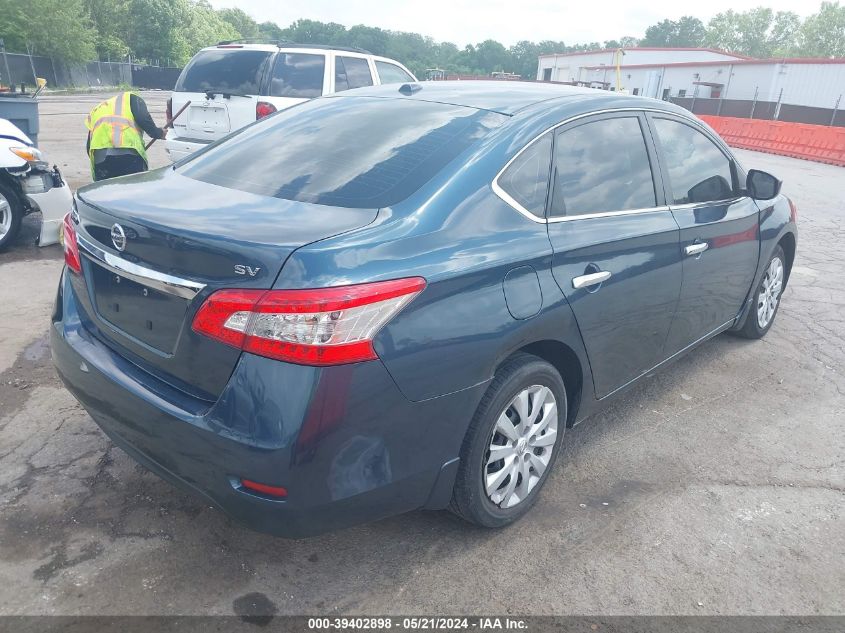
[51,270,480,537]
[164,137,210,163]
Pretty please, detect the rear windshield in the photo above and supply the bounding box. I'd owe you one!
[175,49,272,94]
[178,97,506,208]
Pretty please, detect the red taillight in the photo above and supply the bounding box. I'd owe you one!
[256,101,277,119]
[240,479,287,498]
[192,277,426,366]
[788,197,798,222]
[62,213,81,274]
[166,97,172,122]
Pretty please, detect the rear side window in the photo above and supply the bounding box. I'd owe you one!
[375,61,414,84]
[179,97,506,208]
[652,118,735,204]
[269,53,325,98]
[175,49,272,95]
[335,56,374,91]
[550,116,656,216]
[497,134,552,217]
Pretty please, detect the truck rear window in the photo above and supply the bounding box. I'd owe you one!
[178,96,506,208]
[175,49,272,95]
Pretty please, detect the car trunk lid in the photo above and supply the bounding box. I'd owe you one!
[73,168,377,399]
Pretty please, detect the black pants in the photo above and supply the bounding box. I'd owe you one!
[93,152,148,182]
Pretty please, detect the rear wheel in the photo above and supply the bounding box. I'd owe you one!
[735,245,786,339]
[0,182,23,251]
[450,353,567,528]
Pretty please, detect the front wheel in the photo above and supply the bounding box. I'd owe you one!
[450,353,567,528]
[735,245,786,339]
[0,181,23,251]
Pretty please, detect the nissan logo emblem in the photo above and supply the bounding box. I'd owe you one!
[111,224,127,252]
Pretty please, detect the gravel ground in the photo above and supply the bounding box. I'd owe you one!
[0,92,842,617]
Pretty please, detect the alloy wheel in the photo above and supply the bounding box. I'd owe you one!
[484,385,558,509]
[757,255,784,329]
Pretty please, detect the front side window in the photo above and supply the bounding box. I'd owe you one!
[497,134,552,217]
[653,118,735,204]
[375,61,414,85]
[550,116,656,216]
[269,53,325,98]
[335,56,374,92]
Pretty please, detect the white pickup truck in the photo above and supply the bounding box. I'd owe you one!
[0,117,72,249]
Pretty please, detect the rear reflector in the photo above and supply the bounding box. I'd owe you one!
[62,212,81,274]
[256,101,277,119]
[192,278,426,366]
[240,479,288,498]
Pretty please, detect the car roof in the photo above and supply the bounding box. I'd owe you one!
[202,43,372,55]
[335,80,650,115]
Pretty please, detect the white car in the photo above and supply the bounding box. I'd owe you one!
[0,118,72,249]
[165,42,417,162]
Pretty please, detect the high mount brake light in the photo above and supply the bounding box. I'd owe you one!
[62,213,81,274]
[192,278,426,366]
[256,101,277,119]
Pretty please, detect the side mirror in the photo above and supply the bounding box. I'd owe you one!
[747,169,782,201]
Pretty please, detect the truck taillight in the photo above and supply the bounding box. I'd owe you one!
[62,213,81,274]
[192,278,426,366]
[256,101,277,119]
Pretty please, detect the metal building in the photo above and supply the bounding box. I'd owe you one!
[536,47,845,111]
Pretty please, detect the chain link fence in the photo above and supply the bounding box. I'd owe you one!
[0,51,180,91]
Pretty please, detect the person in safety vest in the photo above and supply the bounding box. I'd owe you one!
[85,91,165,181]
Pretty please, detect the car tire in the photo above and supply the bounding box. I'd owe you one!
[450,353,567,528]
[734,245,786,339]
[0,181,23,251]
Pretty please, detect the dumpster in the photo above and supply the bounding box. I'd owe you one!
[0,93,39,146]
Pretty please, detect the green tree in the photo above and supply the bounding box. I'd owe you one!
[0,0,97,62]
[257,21,285,41]
[175,0,239,64]
[474,39,509,72]
[799,1,845,57]
[707,7,803,57]
[83,0,131,60]
[641,16,707,47]
[218,7,258,39]
[122,0,186,63]
[346,25,389,55]
[509,40,541,78]
[281,19,348,45]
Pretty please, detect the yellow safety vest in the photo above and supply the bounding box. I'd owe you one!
[85,92,148,174]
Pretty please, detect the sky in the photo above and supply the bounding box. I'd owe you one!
[206,0,820,48]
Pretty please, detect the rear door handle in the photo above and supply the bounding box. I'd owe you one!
[684,242,709,257]
[572,270,611,289]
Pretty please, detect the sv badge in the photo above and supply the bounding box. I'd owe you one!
[234,264,261,277]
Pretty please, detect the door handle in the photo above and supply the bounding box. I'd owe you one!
[684,242,709,257]
[572,270,612,289]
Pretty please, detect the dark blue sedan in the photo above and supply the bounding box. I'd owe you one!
[52,82,797,536]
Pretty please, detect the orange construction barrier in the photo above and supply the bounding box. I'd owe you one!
[698,115,845,167]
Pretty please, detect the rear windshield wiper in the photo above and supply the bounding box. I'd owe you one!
[204,91,252,100]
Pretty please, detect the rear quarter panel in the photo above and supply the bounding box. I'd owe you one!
[273,155,592,407]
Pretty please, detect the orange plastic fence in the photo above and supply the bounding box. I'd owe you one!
[698,115,845,167]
